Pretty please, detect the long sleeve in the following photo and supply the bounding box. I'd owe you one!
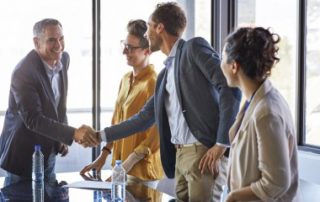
[11,52,75,145]
[191,37,241,145]
[250,113,294,200]
[104,68,156,143]
[228,80,298,201]
[134,125,160,155]
[107,66,162,180]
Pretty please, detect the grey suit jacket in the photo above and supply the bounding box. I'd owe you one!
[0,50,75,177]
[104,38,241,178]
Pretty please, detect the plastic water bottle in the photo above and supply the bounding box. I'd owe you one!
[32,145,44,183]
[32,180,44,202]
[32,145,44,202]
[111,160,126,202]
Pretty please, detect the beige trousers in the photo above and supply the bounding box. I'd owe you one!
[174,144,228,202]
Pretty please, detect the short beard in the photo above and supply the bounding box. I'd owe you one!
[149,37,162,53]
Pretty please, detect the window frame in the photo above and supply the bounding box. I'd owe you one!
[297,0,320,152]
[227,0,320,152]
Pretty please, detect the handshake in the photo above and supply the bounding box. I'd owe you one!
[73,125,102,148]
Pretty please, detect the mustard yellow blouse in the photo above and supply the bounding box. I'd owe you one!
[110,64,163,181]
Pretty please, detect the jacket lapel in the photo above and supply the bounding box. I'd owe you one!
[174,40,185,105]
[229,107,246,143]
[229,80,272,143]
[57,54,69,122]
[57,69,66,120]
[37,58,57,113]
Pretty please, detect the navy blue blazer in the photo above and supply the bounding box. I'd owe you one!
[0,50,75,177]
[104,38,241,178]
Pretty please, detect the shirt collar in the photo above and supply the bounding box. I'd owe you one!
[42,59,63,75]
[163,38,181,66]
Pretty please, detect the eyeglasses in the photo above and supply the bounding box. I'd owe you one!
[120,40,143,53]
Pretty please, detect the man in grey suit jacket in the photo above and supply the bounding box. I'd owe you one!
[97,3,240,201]
[0,18,100,187]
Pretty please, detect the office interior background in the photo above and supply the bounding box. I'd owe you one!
[0,0,319,185]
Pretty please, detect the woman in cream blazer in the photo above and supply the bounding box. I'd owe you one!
[220,27,298,201]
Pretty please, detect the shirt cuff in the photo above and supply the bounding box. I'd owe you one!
[216,142,230,148]
[99,130,106,142]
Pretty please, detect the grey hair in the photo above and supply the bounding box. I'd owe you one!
[33,18,62,37]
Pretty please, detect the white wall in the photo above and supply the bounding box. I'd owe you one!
[298,150,320,184]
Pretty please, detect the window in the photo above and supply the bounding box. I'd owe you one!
[100,0,211,121]
[237,0,320,149]
[0,0,212,176]
[236,0,298,135]
[305,0,320,146]
[99,0,211,169]
[0,0,93,175]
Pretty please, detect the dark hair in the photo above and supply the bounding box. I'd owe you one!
[33,18,62,37]
[151,2,186,37]
[127,19,149,48]
[224,27,280,81]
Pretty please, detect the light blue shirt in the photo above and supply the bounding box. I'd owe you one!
[42,60,62,110]
[164,39,198,145]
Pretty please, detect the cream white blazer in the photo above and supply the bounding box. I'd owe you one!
[228,79,298,202]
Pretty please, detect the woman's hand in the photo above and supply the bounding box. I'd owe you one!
[80,152,108,175]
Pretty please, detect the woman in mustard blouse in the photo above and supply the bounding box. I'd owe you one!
[80,20,163,183]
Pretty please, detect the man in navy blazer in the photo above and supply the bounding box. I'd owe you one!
[0,18,100,187]
[95,3,240,201]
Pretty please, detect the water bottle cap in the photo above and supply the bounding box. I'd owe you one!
[115,160,122,165]
[34,144,41,151]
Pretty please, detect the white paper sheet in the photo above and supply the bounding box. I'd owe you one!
[64,180,112,190]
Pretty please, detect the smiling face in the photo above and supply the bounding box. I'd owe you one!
[122,34,149,68]
[34,24,64,66]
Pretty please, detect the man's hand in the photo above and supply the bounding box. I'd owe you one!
[73,125,101,147]
[58,143,69,157]
[199,144,226,177]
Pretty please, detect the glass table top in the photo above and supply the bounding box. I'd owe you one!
[0,171,175,202]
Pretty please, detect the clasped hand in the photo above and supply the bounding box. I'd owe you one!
[73,124,101,147]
